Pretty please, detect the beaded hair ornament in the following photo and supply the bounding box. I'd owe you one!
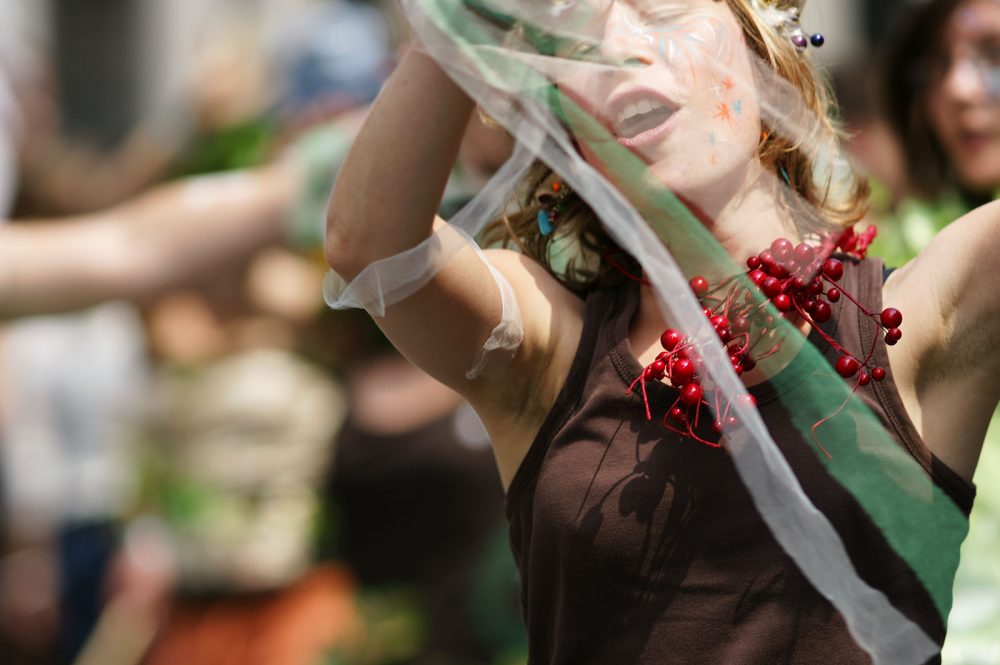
[545,1,825,48]
[751,0,825,50]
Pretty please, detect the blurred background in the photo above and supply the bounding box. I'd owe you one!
[0,0,997,664]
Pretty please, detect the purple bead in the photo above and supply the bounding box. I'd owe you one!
[810,33,825,47]
[791,34,808,49]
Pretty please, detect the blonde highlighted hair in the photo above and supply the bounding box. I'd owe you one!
[481,0,870,295]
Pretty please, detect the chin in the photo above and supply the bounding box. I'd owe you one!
[653,163,755,220]
[954,149,1000,195]
[957,168,1000,196]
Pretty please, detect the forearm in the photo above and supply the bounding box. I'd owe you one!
[325,48,475,279]
[0,163,296,318]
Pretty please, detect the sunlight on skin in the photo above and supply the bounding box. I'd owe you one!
[549,1,761,220]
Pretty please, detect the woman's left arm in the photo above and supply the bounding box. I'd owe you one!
[883,200,1000,481]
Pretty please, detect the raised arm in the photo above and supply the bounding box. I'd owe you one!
[325,49,476,274]
[324,49,582,484]
[884,199,1000,480]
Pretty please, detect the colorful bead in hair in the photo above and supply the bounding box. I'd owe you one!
[536,179,570,236]
[751,0,824,52]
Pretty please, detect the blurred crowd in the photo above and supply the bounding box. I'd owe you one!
[0,1,996,664]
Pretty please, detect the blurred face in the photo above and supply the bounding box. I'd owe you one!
[553,0,763,217]
[927,0,1000,193]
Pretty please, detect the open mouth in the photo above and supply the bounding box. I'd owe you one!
[611,96,676,139]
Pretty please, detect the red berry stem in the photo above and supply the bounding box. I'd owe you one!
[791,299,853,360]
[819,273,875,318]
[627,234,901,453]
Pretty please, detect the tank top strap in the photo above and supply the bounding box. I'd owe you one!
[837,258,976,512]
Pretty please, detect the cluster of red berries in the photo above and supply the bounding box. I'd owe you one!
[629,235,903,449]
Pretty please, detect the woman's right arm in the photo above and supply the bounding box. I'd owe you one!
[324,49,583,477]
[325,49,475,276]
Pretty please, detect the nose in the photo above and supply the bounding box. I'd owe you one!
[602,3,656,66]
[939,56,989,105]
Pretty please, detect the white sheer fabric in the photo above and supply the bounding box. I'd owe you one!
[323,223,523,380]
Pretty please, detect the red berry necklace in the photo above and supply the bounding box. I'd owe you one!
[627,226,901,453]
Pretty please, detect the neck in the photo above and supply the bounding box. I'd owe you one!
[681,162,800,283]
[632,163,812,374]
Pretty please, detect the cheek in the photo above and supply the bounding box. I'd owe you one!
[927,93,956,145]
[957,138,1000,187]
[689,67,761,162]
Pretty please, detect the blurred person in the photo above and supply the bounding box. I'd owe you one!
[0,3,333,664]
[326,352,525,665]
[0,118,351,663]
[0,4,355,642]
[1,6,524,663]
[876,0,1000,264]
[2,29,516,665]
[0,4,52,662]
[871,1,1000,661]
[7,0,193,217]
[135,349,359,665]
[0,130,343,665]
[0,150,339,320]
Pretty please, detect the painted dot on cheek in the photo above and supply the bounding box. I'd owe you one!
[714,102,734,124]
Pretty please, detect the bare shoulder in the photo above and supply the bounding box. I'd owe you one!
[882,199,1000,480]
[884,199,1000,349]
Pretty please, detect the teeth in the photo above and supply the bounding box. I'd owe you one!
[612,97,675,139]
[616,98,667,125]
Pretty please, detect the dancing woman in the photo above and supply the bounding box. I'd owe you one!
[325,1,994,661]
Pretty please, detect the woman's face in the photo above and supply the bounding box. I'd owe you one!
[927,0,1000,194]
[554,0,763,217]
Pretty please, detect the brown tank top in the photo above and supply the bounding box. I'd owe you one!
[506,258,975,664]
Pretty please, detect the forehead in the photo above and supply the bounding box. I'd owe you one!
[553,0,727,22]
[942,0,1000,46]
[551,0,739,47]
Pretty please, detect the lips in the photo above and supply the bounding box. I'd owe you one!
[606,88,680,146]
[615,99,674,138]
[958,130,994,153]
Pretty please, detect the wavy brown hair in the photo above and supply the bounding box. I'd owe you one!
[481,0,870,295]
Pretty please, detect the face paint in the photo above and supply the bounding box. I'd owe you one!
[603,8,730,68]
[552,0,761,216]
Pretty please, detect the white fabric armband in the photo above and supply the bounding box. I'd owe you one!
[323,223,523,380]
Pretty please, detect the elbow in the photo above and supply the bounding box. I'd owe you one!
[324,207,368,281]
[324,168,377,280]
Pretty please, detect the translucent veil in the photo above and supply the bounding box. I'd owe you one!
[325,1,970,661]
